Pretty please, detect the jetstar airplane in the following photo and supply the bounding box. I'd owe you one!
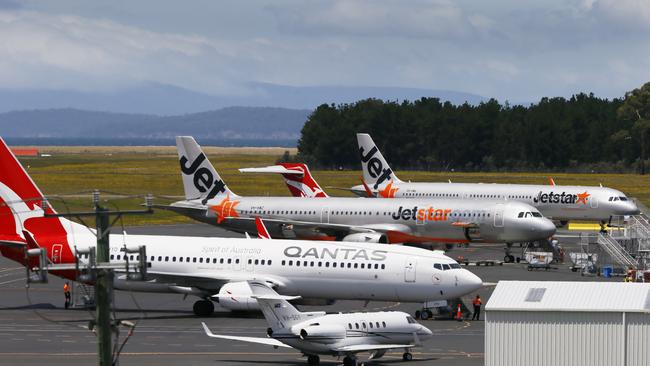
[0,137,483,316]
[202,281,432,366]
[350,133,639,226]
[161,137,556,247]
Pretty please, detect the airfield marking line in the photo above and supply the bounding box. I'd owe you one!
[0,278,26,285]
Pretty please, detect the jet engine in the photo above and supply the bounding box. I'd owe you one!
[342,233,388,243]
[214,281,260,311]
[297,324,346,343]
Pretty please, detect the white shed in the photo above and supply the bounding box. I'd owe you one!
[485,281,650,366]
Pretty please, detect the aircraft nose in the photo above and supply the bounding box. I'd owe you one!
[420,325,433,337]
[460,269,483,293]
[539,219,557,238]
[622,201,641,215]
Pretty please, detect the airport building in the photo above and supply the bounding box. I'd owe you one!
[485,281,650,366]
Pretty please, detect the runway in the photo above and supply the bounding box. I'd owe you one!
[0,223,617,366]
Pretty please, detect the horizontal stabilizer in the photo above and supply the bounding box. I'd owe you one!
[239,166,304,176]
[201,322,291,348]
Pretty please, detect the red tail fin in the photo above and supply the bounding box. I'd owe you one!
[255,217,271,239]
[0,138,76,265]
[276,163,328,198]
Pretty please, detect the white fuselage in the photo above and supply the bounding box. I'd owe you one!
[63,225,483,303]
[274,311,431,355]
[171,196,556,244]
[351,183,639,222]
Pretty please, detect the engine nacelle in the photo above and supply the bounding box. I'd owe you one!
[215,281,260,311]
[342,232,388,243]
[297,324,346,343]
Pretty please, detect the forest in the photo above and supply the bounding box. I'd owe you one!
[297,84,650,173]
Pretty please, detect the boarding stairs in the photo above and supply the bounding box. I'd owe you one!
[73,282,95,308]
[597,232,639,269]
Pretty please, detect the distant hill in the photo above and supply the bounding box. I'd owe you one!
[0,107,311,146]
[0,82,486,115]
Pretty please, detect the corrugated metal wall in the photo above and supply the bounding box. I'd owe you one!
[485,311,623,366]
[627,313,650,366]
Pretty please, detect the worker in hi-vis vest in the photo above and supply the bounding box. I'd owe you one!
[63,281,71,309]
[471,295,482,320]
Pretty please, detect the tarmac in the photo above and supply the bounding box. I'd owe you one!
[0,223,620,366]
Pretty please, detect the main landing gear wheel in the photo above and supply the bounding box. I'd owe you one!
[343,356,357,366]
[403,352,413,361]
[307,355,320,366]
[193,300,214,317]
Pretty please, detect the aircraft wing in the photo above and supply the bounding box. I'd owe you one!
[202,322,291,348]
[333,343,415,352]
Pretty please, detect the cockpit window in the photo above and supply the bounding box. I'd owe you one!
[518,212,524,218]
[619,196,628,201]
[442,264,451,270]
[434,263,442,270]
[531,212,542,218]
[406,316,417,324]
[449,263,461,269]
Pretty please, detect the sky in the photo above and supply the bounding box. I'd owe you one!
[0,0,648,103]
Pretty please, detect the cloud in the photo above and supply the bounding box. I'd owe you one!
[270,0,493,41]
[0,10,249,93]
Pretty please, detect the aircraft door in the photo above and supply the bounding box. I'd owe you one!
[493,204,504,227]
[244,257,253,272]
[52,244,63,264]
[321,207,330,224]
[416,210,426,226]
[590,194,598,208]
[404,258,416,282]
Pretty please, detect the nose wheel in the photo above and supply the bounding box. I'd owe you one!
[504,243,515,263]
[402,352,413,361]
[307,355,320,366]
[342,356,357,366]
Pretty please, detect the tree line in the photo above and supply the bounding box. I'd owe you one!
[296,83,650,173]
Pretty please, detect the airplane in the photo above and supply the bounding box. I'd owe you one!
[240,163,328,198]
[162,136,556,248]
[0,137,483,316]
[350,133,640,228]
[202,281,432,366]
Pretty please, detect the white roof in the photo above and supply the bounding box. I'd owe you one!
[486,281,650,313]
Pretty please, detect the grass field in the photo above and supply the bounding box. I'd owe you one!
[15,146,650,226]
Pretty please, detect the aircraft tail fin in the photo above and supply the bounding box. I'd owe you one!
[0,137,79,265]
[239,163,328,198]
[249,281,324,329]
[176,136,237,204]
[356,133,402,191]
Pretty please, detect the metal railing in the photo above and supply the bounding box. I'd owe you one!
[597,232,639,269]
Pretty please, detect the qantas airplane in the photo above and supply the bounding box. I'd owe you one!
[351,133,639,226]
[202,281,432,366]
[0,137,483,316]
[164,137,556,247]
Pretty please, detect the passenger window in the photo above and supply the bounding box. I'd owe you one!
[227,258,232,264]
[268,260,272,265]
[179,257,184,262]
[374,263,379,269]
[348,323,352,329]
[199,258,203,263]
[369,322,373,328]
[288,260,293,266]
[193,258,197,263]
[261,259,265,265]
[381,264,385,269]
[165,256,169,262]
[376,322,380,328]
[172,256,176,262]
[361,263,365,269]
[296,261,301,267]
[355,323,359,329]
[382,321,386,328]
[282,260,286,265]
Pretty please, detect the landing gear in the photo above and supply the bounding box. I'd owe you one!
[307,355,320,366]
[402,352,413,361]
[504,243,515,263]
[343,356,357,366]
[193,299,214,317]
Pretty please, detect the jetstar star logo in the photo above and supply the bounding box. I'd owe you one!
[576,191,590,205]
[533,190,590,205]
[378,180,399,198]
[209,196,240,224]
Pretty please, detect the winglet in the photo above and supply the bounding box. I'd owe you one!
[548,177,555,186]
[255,217,271,239]
[361,177,374,198]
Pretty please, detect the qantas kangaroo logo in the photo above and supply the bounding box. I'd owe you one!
[179,153,226,204]
[359,146,393,189]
